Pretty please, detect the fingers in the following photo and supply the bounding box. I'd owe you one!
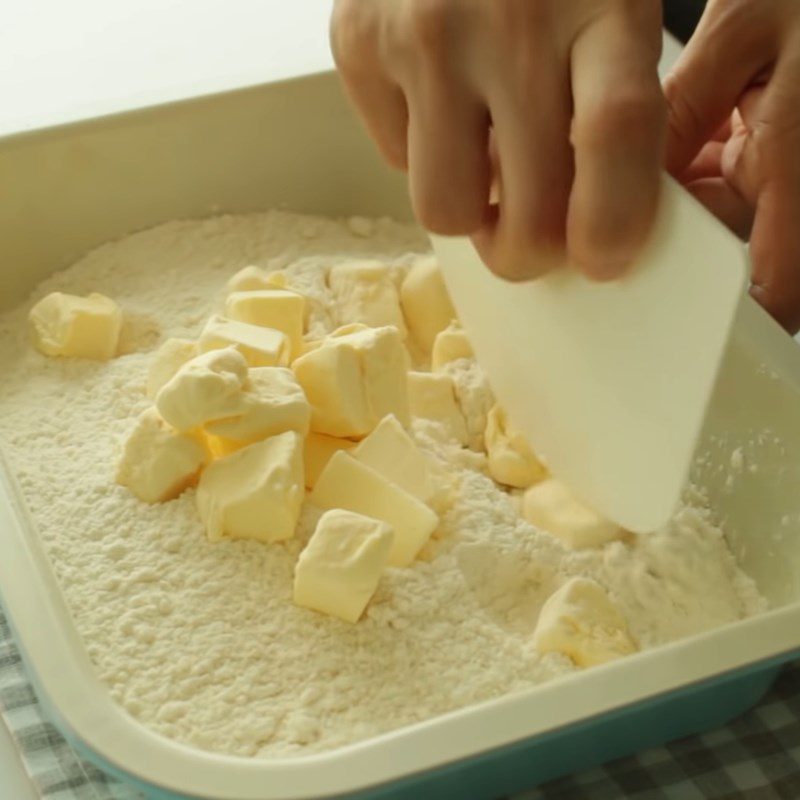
[405,72,491,235]
[686,177,755,239]
[743,50,800,333]
[567,4,665,279]
[330,1,409,169]
[663,1,779,175]
[472,47,574,281]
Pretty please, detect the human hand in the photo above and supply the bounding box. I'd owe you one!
[665,0,800,333]
[330,0,665,281]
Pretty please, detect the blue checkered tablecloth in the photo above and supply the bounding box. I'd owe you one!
[2,610,799,800]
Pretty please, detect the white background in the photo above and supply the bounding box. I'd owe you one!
[0,1,333,138]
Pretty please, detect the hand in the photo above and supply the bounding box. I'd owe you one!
[331,0,665,281]
[665,0,800,333]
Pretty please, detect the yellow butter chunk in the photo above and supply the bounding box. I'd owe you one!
[407,371,468,445]
[328,324,411,428]
[522,478,623,549]
[199,315,289,367]
[293,342,371,437]
[293,509,394,623]
[205,366,310,442]
[485,404,547,489]
[146,338,198,399]
[196,431,304,543]
[226,265,287,293]
[400,256,456,353]
[293,325,410,438]
[328,260,407,336]
[311,451,438,567]
[431,321,474,371]
[533,577,637,667]
[225,289,305,359]
[116,408,208,504]
[29,292,122,360]
[155,347,248,433]
[303,433,357,489]
[352,414,435,504]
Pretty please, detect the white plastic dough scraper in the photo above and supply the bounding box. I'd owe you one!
[430,177,749,534]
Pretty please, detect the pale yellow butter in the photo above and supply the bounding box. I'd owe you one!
[226,265,287,293]
[400,256,456,353]
[146,338,198,399]
[311,451,438,567]
[352,414,435,504]
[205,366,310,442]
[199,314,289,367]
[303,433,357,489]
[533,577,637,667]
[116,408,208,504]
[407,371,468,446]
[29,291,122,360]
[485,404,547,489]
[155,347,248,433]
[196,431,304,543]
[293,324,409,438]
[522,478,623,549]
[293,342,371,438]
[293,509,394,623]
[328,260,407,336]
[225,289,305,359]
[328,324,410,429]
[431,321,474,371]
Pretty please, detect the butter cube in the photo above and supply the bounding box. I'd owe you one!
[227,265,287,293]
[431,321,474,371]
[485,404,547,488]
[522,479,622,549]
[116,408,208,504]
[205,366,310,442]
[329,325,410,429]
[400,256,456,353]
[29,292,122,360]
[199,314,289,367]
[311,451,438,566]
[146,338,198,399]
[225,289,305,359]
[303,433,357,489]
[155,347,248,432]
[293,342,371,437]
[533,577,637,667]
[293,509,394,623]
[352,414,434,503]
[328,260,407,336]
[293,325,409,438]
[407,371,468,445]
[196,431,304,543]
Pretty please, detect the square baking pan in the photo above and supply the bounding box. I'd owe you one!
[1,64,800,800]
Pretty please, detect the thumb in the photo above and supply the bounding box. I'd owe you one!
[663,3,779,176]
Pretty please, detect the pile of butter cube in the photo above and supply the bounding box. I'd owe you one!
[29,257,637,666]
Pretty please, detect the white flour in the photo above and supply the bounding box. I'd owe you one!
[0,211,766,758]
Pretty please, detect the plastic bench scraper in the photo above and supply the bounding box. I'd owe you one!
[430,177,748,534]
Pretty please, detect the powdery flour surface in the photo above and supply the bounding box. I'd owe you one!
[0,211,767,758]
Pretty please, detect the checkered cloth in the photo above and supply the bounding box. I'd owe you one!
[1,610,798,800]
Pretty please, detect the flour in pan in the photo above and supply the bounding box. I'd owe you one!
[0,211,766,757]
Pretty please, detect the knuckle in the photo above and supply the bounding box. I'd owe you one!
[574,87,665,151]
